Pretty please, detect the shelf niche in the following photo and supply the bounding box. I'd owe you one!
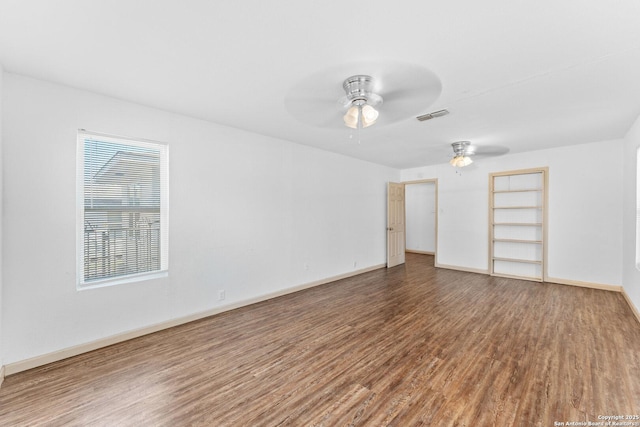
[489,168,548,282]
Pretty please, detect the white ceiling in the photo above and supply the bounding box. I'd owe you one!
[1,0,640,169]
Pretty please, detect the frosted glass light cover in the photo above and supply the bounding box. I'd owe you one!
[343,104,378,129]
[450,155,473,167]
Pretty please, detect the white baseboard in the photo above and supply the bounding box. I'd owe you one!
[434,262,489,275]
[622,289,640,325]
[545,276,623,292]
[405,249,435,255]
[431,264,624,293]
[4,263,386,376]
[5,263,634,377]
[0,365,4,389]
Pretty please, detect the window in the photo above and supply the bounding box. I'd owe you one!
[637,147,640,271]
[77,130,168,288]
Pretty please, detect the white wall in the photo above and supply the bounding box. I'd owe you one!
[405,182,436,253]
[623,115,640,313]
[2,73,398,365]
[401,140,624,286]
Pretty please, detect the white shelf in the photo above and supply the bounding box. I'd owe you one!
[494,222,543,226]
[490,168,547,281]
[493,257,542,265]
[492,189,542,194]
[494,238,542,244]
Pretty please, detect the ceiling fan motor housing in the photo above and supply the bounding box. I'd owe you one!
[342,75,383,107]
[452,141,471,156]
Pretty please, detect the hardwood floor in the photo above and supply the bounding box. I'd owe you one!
[1,253,639,426]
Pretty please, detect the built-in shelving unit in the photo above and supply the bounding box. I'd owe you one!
[489,168,548,282]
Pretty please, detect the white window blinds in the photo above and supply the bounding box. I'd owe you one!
[78,131,168,286]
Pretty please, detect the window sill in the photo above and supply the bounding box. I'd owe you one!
[77,270,168,290]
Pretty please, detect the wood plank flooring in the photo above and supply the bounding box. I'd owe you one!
[1,253,639,426]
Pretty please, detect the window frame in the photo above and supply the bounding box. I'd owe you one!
[637,147,640,271]
[76,130,169,289]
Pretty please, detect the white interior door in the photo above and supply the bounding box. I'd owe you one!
[387,182,406,268]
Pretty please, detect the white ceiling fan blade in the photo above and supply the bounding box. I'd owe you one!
[467,145,510,159]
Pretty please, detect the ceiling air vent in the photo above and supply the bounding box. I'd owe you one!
[416,109,449,121]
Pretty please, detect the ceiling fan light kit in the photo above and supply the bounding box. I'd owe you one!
[450,141,473,167]
[344,102,379,129]
[341,75,383,129]
[450,154,473,167]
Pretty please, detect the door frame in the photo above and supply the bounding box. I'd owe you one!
[403,179,438,262]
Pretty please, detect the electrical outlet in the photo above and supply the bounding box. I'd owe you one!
[218,290,226,301]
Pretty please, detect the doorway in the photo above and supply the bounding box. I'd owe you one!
[404,179,437,265]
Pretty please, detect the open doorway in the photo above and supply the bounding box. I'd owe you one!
[404,179,437,266]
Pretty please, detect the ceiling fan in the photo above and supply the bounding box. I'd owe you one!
[284,60,443,129]
[449,141,509,167]
[450,141,474,167]
[340,75,383,129]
